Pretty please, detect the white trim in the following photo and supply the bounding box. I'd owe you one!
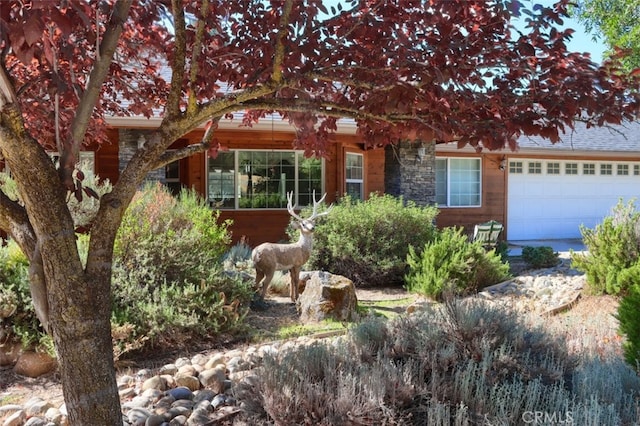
[436,157,482,208]
[106,115,358,135]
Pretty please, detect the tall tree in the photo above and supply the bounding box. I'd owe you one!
[0,0,639,424]
[573,0,640,71]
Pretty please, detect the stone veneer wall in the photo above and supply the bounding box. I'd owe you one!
[384,141,436,206]
[118,129,165,183]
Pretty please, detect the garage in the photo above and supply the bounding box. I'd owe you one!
[507,159,640,240]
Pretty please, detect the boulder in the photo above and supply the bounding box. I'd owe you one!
[297,271,358,323]
[13,351,57,378]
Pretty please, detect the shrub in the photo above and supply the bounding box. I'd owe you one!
[572,199,640,295]
[521,245,559,269]
[616,266,640,366]
[405,227,511,299]
[236,298,640,425]
[0,240,51,351]
[0,160,112,230]
[111,184,253,358]
[290,194,439,287]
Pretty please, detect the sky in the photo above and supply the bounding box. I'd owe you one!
[517,0,607,64]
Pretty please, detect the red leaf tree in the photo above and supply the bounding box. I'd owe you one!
[0,0,638,424]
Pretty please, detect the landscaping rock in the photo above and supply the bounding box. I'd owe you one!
[13,352,56,378]
[297,271,358,323]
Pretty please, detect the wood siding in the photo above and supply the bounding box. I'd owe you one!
[92,129,120,184]
[102,128,384,245]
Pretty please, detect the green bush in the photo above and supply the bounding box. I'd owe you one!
[237,298,640,425]
[521,245,559,269]
[572,199,640,295]
[110,184,252,358]
[290,194,439,287]
[0,240,51,351]
[615,265,640,366]
[405,227,511,299]
[1,183,254,358]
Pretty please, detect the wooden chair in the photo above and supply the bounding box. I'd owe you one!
[473,220,503,249]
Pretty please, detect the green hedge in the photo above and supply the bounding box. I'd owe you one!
[289,194,439,287]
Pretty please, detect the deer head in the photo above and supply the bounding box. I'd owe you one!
[286,190,331,242]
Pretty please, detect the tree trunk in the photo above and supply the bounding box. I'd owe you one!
[46,250,122,425]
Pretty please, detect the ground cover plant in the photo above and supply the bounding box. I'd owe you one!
[522,246,559,269]
[291,194,439,287]
[236,298,640,425]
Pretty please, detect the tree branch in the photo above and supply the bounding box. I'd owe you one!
[272,0,294,84]
[151,142,211,171]
[167,0,188,118]
[187,0,209,115]
[0,65,17,109]
[60,0,133,190]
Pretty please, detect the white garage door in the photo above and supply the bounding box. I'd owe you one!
[507,159,640,240]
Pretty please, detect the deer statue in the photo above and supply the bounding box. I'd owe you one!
[252,191,332,302]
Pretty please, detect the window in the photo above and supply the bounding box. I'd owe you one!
[635,165,640,176]
[164,158,182,196]
[345,153,364,200]
[207,150,323,209]
[435,158,481,207]
[509,161,523,174]
[583,163,595,175]
[617,164,629,175]
[565,163,578,175]
[547,162,560,175]
[528,162,542,174]
[600,164,612,175]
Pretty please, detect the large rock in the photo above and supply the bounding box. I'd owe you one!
[13,351,57,378]
[297,271,358,323]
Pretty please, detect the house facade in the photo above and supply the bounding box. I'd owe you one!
[95,118,640,245]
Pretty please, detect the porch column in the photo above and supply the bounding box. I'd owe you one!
[384,140,436,206]
[118,129,164,183]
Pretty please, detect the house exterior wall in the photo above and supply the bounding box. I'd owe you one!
[105,128,385,245]
[434,151,508,238]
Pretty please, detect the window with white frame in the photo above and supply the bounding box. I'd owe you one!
[617,164,629,175]
[435,157,481,207]
[528,161,542,174]
[583,163,595,175]
[547,162,560,175]
[345,153,364,200]
[509,161,523,174]
[600,164,613,175]
[565,163,578,175]
[207,150,323,209]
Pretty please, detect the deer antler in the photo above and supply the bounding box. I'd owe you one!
[287,190,333,221]
[309,190,332,220]
[287,191,304,221]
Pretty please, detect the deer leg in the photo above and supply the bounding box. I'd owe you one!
[254,269,265,291]
[289,266,300,302]
[260,269,275,299]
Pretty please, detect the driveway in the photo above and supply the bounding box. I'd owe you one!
[507,238,586,256]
